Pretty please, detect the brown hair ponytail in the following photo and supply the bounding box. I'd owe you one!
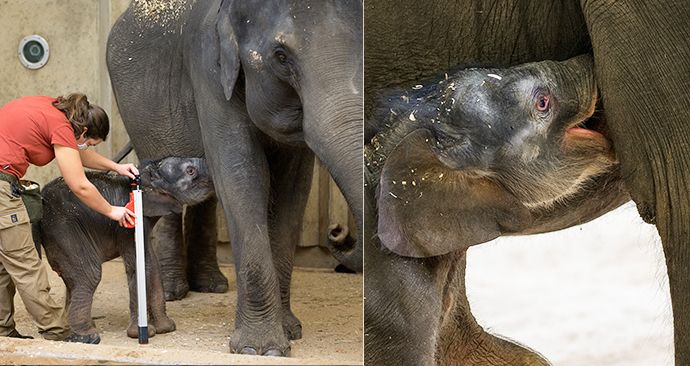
[52,93,109,141]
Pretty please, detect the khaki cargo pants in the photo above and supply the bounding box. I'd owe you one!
[0,180,68,339]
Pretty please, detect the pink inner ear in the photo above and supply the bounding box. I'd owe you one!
[376,129,533,258]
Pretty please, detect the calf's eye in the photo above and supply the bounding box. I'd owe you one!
[185,166,197,176]
[536,94,550,112]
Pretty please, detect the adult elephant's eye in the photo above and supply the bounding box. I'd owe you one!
[536,94,550,112]
[185,166,197,177]
[274,48,288,64]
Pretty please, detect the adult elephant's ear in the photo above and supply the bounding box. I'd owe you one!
[216,0,240,101]
[377,129,533,258]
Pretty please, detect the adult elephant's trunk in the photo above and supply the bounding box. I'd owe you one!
[302,65,363,272]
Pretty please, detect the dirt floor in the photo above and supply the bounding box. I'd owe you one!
[466,202,673,366]
[1,258,363,365]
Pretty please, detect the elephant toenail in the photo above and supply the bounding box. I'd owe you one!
[240,346,258,355]
[264,348,283,357]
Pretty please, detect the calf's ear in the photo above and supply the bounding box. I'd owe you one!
[377,129,533,258]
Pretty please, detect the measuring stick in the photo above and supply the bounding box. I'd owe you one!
[131,176,148,344]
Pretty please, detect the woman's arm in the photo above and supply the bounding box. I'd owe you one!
[79,149,139,179]
[54,145,134,226]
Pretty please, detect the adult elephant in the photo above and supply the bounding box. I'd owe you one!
[365,1,690,365]
[107,0,362,356]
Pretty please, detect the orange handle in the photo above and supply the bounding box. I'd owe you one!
[124,192,135,229]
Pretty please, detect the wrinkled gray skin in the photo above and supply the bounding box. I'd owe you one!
[366,2,690,365]
[107,0,362,356]
[37,157,214,344]
[364,56,630,365]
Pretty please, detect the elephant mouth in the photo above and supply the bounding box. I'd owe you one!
[568,108,606,139]
[564,95,611,151]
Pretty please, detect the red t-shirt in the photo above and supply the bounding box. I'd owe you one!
[0,96,78,178]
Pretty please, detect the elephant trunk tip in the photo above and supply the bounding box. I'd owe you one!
[328,223,353,249]
[325,223,362,273]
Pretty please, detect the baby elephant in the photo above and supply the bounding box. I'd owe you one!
[37,157,214,344]
[364,55,630,365]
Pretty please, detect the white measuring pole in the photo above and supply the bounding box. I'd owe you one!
[132,179,148,344]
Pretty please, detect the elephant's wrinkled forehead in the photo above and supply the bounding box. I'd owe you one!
[447,70,516,121]
[233,0,361,45]
[141,157,206,178]
[159,157,205,173]
[448,68,550,118]
[434,69,552,159]
[451,67,539,95]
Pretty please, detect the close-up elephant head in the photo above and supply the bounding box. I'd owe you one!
[369,55,618,258]
[215,0,363,270]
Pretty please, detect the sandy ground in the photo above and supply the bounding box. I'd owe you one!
[5,261,363,365]
[466,202,674,365]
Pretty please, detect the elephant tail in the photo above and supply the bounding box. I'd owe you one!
[325,223,362,273]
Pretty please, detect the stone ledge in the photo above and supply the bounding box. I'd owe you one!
[0,337,362,365]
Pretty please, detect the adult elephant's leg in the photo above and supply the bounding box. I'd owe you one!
[437,252,550,366]
[266,147,314,341]
[582,2,690,364]
[195,99,287,356]
[151,213,188,301]
[184,198,228,294]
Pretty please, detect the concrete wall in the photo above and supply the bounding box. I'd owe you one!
[0,0,133,181]
[0,0,351,266]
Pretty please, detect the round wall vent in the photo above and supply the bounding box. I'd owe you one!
[18,35,50,70]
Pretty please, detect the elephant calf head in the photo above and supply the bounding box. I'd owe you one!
[139,157,215,217]
[366,54,618,257]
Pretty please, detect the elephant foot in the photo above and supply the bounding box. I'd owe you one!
[188,264,229,293]
[127,321,156,339]
[282,309,302,340]
[229,323,290,357]
[64,333,100,344]
[66,322,99,340]
[162,271,190,301]
[334,264,356,273]
[152,315,176,334]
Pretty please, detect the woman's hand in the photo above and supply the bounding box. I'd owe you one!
[107,206,136,227]
[113,163,139,179]
[79,151,139,178]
